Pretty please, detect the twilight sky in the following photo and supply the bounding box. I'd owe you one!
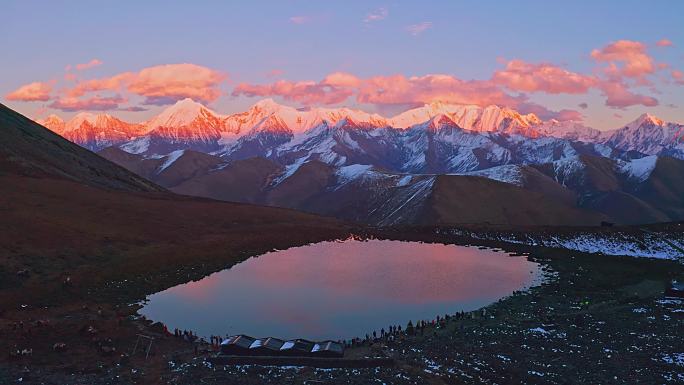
[2,0,683,130]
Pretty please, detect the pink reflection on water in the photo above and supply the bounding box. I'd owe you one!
[141,240,541,340]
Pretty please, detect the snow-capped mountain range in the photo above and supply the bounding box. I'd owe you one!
[37,98,684,168]
[38,98,682,226]
[39,112,147,150]
[38,98,682,199]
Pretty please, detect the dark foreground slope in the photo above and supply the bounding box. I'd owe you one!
[0,104,161,192]
[0,104,349,306]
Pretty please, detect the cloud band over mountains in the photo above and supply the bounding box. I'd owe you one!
[5,39,681,119]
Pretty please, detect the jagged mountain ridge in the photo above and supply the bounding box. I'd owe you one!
[38,99,684,166]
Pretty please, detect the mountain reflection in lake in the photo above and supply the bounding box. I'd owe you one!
[140,239,542,340]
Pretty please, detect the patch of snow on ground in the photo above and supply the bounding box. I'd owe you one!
[271,157,307,185]
[379,177,436,225]
[396,175,413,187]
[340,131,362,151]
[529,327,550,335]
[157,150,185,173]
[657,299,683,305]
[552,156,585,186]
[461,229,684,260]
[661,353,684,366]
[465,165,524,186]
[210,163,231,171]
[619,155,658,182]
[548,233,683,259]
[335,164,373,185]
[120,136,150,154]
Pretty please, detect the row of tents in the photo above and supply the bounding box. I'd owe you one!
[220,335,344,358]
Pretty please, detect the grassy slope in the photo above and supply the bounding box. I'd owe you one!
[422,175,606,226]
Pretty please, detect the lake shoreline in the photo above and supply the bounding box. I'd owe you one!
[139,239,544,342]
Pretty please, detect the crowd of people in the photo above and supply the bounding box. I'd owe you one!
[344,309,489,348]
[172,328,198,343]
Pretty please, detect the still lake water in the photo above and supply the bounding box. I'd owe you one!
[139,239,542,340]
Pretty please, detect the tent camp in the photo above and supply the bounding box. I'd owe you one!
[220,335,256,355]
[219,335,345,358]
[249,337,285,356]
[279,339,315,357]
[311,341,344,358]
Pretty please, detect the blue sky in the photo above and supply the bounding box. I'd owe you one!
[2,0,683,129]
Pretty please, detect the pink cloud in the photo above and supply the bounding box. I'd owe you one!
[364,7,388,23]
[5,81,53,101]
[591,40,655,79]
[67,72,133,97]
[406,22,432,36]
[554,109,584,121]
[493,60,597,94]
[289,15,310,24]
[75,59,103,71]
[127,64,226,104]
[233,72,523,109]
[48,95,126,111]
[518,103,583,121]
[656,39,673,47]
[118,105,148,112]
[355,74,521,107]
[322,72,363,88]
[672,70,684,85]
[64,63,226,105]
[232,79,353,105]
[598,79,658,108]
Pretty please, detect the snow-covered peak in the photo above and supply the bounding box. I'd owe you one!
[64,112,131,132]
[69,112,98,127]
[390,102,475,128]
[38,114,66,134]
[390,103,541,134]
[146,98,221,130]
[41,114,65,124]
[536,120,602,142]
[175,97,205,110]
[314,106,388,128]
[229,99,388,134]
[626,113,665,130]
[252,98,281,110]
[603,113,683,155]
